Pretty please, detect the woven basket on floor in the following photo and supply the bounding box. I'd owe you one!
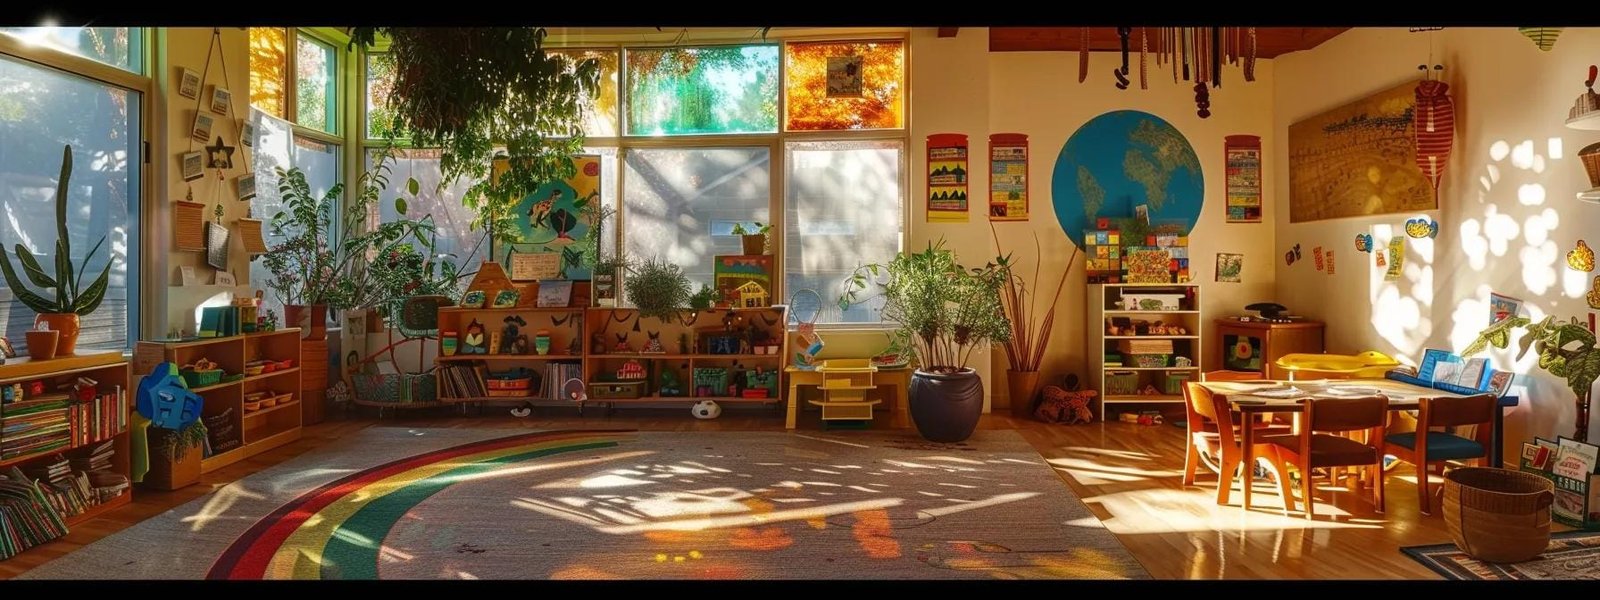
[1443,467,1555,564]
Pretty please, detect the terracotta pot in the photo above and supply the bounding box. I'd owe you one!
[35,313,79,355]
[1006,370,1041,419]
[24,330,58,360]
[910,368,985,443]
[284,304,328,339]
[741,234,767,255]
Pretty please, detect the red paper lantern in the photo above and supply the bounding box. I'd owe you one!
[1414,80,1455,204]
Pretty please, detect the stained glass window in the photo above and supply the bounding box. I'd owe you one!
[248,28,287,119]
[784,40,904,131]
[625,45,779,136]
[548,49,619,138]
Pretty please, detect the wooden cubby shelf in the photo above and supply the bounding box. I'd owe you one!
[1087,283,1205,422]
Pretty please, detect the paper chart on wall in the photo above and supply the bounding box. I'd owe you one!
[1385,237,1405,281]
[988,133,1028,221]
[1224,135,1262,223]
[1490,292,1523,323]
[927,133,969,223]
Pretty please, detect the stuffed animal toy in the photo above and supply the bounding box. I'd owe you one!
[1035,374,1096,425]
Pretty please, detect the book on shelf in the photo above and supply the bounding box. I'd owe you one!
[0,466,70,560]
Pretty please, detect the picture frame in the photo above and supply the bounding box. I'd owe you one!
[0,337,13,359]
[181,151,204,182]
[536,280,573,308]
[205,136,234,169]
[491,288,521,309]
[239,120,256,148]
[460,290,487,309]
[178,68,201,99]
[214,270,236,286]
[236,172,256,201]
[204,222,230,270]
[209,86,232,115]
[179,265,198,286]
[825,55,865,98]
[192,112,214,142]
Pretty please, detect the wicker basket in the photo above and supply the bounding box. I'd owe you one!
[353,371,438,404]
[1443,467,1555,563]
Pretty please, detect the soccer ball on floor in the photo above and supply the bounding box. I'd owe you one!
[691,400,722,419]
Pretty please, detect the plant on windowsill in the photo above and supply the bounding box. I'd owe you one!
[624,257,693,322]
[731,222,772,255]
[1465,314,1600,442]
[839,239,1010,442]
[0,145,116,356]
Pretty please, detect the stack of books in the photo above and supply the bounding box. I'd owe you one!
[541,362,584,401]
[70,440,116,474]
[70,386,125,446]
[1,394,73,461]
[439,364,489,399]
[0,466,70,560]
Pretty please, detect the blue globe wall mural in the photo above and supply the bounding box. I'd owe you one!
[1051,110,1204,246]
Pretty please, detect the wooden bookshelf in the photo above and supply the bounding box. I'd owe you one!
[134,329,302,478]
[1087,283,1205,422]
[0,349,131,561]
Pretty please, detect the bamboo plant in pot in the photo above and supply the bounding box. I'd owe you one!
[840,240,1010,442]
[0,145,115,356]
[991,224,1080,418]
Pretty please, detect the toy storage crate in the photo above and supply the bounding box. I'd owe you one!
[818,359,876,389]
[1118,339,1175,355]
[590,381,645,399]
[1105,371,1139,395]
[181,367,223,388]
[693,368,730,396]
[1161,371,1193,395]
[1128,354,1171,368]
[353,371,438,404]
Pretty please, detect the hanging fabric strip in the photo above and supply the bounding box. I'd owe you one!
[1212,26,1222,88]
[1171,28,1179,83]
[1140,27,1149,90]
[1079,26,1090,83]
[1244,27,1257,82]
[1182,28,1190,81]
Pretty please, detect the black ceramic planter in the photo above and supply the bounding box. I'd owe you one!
[909,368,984,443]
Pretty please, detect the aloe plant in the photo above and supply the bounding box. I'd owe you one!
[0,145,113,316]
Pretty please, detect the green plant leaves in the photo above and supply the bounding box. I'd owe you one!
[395,196,408,216]
[14,244,56,289]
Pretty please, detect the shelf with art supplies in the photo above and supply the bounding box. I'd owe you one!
[1082,215,1195,285]
[434,271,590,406]
[1519,436,1600,530]
[1088,282,1204,422]
[0,350,133,561]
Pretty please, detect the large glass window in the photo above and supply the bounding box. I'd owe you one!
[368,148,483,269]
[623,147,770,290]
[365,52,398,139]
[784,140,903,323]
[625,45,779,136]
[248,27,288,119]
[295,35,336,133]
[548,49,619,138]
[0,56,140,350]
[784,40,905,131]
[247,109,293,322]
[1,27,142,74]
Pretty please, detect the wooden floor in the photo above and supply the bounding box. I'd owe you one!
[1,405,1469,579]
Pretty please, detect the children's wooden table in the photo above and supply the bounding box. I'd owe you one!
[784,366,912,429]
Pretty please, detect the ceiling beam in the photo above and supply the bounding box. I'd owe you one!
[938,27,959,38]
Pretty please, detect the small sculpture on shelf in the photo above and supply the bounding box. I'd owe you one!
[513,335,531,355]
[461,320,488,354]
[617,359,647,381]
[534,330,551,355]
[642,330,665,354]
[489,331,503,355]
[659,367,684,397]
[592,332,608,355]
[499,315,527,354]
[1173,356,1193,367]
[614,332,632,353]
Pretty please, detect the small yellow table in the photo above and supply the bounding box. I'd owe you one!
[784,366,912,429]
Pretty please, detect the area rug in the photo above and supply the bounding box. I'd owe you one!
[19,428,1147,580]
[1402,531,1600,580]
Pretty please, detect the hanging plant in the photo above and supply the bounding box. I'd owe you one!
[348,28,600,245]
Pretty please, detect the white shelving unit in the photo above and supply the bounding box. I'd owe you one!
[1087,283,1203,422]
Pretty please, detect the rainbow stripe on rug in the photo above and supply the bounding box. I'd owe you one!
[206,430,628,580]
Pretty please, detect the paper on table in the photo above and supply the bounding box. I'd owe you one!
[1249,386,1305,399]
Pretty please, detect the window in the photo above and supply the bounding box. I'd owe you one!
[1,27,142,74]
[625,45,779,136]
[246,109,293,322]
[548,49,619,138]
[0,56,141,350]
[368,148,484,269]
[295,35,337,133]
[365,52,398,139]
[784,40,904,131]
[784,140,903,323]
[248,27,288,119]
[623,147,770,290]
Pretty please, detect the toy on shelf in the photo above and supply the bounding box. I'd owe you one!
[533,329,550,355]
[659,366,685,397]
[642,331,665,354]
[442,333,458,356]
[462,320,488,354]
[617,360,647,381]
[614,332,632,354]
[499,316,526,354]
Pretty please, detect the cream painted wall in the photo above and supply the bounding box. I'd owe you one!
[914,28,1279,409]
[1273,27,1600,459]
[157,27,254,337]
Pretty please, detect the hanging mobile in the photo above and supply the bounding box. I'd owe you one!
[1244,27,1257,82]
[1078,27,1090,83]
[1139,27,1149,90]
[1114,26,1131,89]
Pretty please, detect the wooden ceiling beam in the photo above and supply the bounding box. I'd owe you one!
[938,27,959,38]
[988,27,1349,59]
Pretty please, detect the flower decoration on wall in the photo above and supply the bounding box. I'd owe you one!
[1354,233,1374,253]
[1568,240,1595,272]
[1518,28,1563,52]
[1405,217,1439,239]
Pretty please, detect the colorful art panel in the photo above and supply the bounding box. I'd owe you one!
[1224,135,1262,223]
[785,40,904,131]
[713,255,775,309]
[927,133,969,223]
[1051,110,1203,245]
[1288,82,1433,222]
[989,133,1028,221]
[506,155,601,280]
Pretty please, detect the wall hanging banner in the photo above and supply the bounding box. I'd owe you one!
[1223,135,1262,223]
[1215,253,1242,283]
[988,133,1029,221]
[1385,237,1405,281]
[927,133,970,223]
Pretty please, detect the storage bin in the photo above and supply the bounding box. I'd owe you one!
[1444,467,1555,564]
[590,381,645,399]
[1129,354,1170,368]
[1105,371,1139,395]
[1118,339,1175,355]
[181,367,223,388]
[1161,371,1193,395]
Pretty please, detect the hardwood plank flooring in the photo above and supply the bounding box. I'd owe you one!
[0,405,1467,579]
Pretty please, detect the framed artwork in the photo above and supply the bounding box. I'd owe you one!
[509,251,561,282]
[1224,135,1262,223]
[1215,253,1243,283]
[505,155,601,280]
[460,290,487,308]
[178,68,201,99]
[825,55,864,97]
[1288,82,1432,222]
[204,222,230,270]
[713,255,774,308]
[236,173,256,201]
[492,288,522,308]
[205,136,235,169]
[210,86,232,115]
[988,133,1028,221]
[239,121,256,148]
[927,133,969,223]
[192,112,214,142]
[181,151,204,182]
[536,280,574,308]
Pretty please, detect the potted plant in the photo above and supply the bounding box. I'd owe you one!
[840,240,1010,442]
[624,257,693,321]
[144,421,207,490]
[991,224,1080,418]
[1465,314,1600,441]
[731,222,772,255]
[0,146,115,356]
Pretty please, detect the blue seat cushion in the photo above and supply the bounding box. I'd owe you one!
[1385,431,1485,461]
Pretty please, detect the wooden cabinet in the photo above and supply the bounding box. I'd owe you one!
[1211,319,1325,379]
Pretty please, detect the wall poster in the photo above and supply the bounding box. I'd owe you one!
[988,133,1028,221]
[1224,134,1262,223]
[504,154,601,280]
[1288,82,1433,222]
[927,133,969,223]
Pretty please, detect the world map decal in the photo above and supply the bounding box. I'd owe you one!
[1051,110,1204,246]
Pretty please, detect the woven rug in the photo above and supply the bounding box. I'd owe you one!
[20,427,1147,580]
[1402,531,1600,580]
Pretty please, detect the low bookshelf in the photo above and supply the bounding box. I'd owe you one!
[133,328,303,475]
[1087,283,1204,422]
[0,349,131,561]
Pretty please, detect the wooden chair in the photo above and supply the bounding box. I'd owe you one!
[1183,380,1294,507]
[1183,370,1281,485]
[1383,394,1496,515]
[1264,396,1389,519]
